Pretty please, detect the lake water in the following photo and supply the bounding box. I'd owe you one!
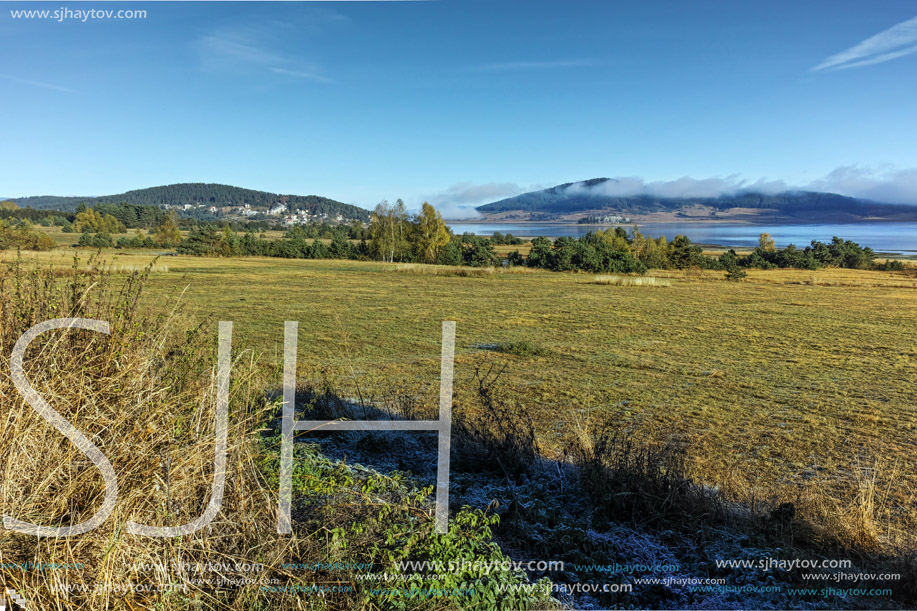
[448,222,917,254]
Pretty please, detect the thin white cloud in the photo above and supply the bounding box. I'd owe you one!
[0,73,75,93]
[199,34,284,68]
[270,67,331,83]
[812,15,917,71]
[197,19,331,83]
[468,59,598,73]
[421,182,537,218]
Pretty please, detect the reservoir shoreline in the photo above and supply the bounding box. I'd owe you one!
[445,221,917,254]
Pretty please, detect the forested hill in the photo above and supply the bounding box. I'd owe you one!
[476,178,917,222]
[9,183,370,221]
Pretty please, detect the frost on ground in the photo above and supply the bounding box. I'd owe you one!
[269,394,903,610]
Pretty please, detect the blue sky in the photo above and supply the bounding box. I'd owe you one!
[2,0,917,212]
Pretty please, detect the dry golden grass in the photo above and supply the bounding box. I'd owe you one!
[591,274,671,287]
[0,259,309,610]
[4,249,917,567]
[388,262,537,277]
[0,255,548,611]
[388,262,497,277]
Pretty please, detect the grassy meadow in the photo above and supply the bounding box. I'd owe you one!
[3,245,917,609]
[6,248,917,540]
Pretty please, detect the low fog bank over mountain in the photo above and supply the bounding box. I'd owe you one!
[476,177,917,222]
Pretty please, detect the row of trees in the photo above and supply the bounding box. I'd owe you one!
[521,228,702,273]
[84,201,473,265]
[364,201,512,266]
[163,223,502,268]
[1,201,78,233]
[3,201,279,233]
[738,233,877,270]
[88,203,165,229]
[0,201,165,233]
[367,201,449,263]
[175,226,358,259]
[73,208,127,234]
[60,198,895,276]
[518,228,885,275]
[5,195,900,275]
[490,232,524,245]
[525,234,648,274]
[74,209,182,247]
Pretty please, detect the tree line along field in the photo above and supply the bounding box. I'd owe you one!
[31,224,535,260]
[6,199,900,275]
[4,249,917,552]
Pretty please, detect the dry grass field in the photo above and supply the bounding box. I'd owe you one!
[5,248,917,556]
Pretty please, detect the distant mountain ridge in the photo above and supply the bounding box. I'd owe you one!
[7,183,370,221]
[476,178,917,222]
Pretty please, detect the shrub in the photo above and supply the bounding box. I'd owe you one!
[461,234,500,267]
[720,249,748,281]
[565,421,714,527]
[507,249,526,266]
[494,340,550,357]
[435,235,464,266]
[490,231,524,245]
[0,220,56,251]
[453,366,540,483]
[77,231,114,248]
[116,232,156,249]
[874,259,905,272]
